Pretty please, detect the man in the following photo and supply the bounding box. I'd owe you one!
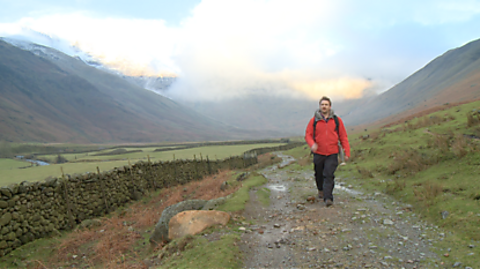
[305,96,350,207]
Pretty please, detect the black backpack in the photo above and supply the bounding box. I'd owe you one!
[312,114,339,143]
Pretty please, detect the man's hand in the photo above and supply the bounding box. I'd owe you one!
[311,143,318,152]
[345,156,349,162]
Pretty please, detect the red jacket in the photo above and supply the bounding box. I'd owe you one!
[305,113,350,157]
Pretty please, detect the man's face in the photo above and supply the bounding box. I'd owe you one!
[320,100,331,114]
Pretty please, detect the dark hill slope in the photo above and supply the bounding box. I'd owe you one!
[343,38,480,126]
[0,40,276,143]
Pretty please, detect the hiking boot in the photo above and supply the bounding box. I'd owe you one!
[325,199,333,207]
[318,190,323,199]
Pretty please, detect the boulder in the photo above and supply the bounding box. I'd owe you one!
[150,199,207,245]
[168,210,230,240]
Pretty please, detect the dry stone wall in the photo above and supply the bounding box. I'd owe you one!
[0,142,302,256]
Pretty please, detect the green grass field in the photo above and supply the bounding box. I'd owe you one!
[0,158,32,170]
[0,143,285,185]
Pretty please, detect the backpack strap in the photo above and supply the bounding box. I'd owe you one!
[333,115,339,135]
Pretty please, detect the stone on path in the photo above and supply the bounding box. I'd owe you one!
[383,219,394,225]
[168,210,230,240]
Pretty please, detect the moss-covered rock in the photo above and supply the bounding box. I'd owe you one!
[5,232,16,241]
[0,188,12,198]
[1,227,9,235]
[150,199,207,245]
[0,212,12,226]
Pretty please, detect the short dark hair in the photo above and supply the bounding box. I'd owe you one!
[319,96,331,106]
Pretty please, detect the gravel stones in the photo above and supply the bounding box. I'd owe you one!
[453,261,462,267]
[383,219,394,225]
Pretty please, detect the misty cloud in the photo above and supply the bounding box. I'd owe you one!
[1,0,480,101]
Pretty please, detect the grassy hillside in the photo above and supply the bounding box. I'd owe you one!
[350,99,480,238]
[287,99,480,265]
[343,38,480,127]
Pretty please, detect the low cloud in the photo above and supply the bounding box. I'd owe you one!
[1,0,480,101]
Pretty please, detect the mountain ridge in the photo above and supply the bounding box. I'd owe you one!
[0,39,287,143]
[342,38,480,126]
[2,36,480,142]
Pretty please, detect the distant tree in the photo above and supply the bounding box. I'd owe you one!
[55,154,68,164]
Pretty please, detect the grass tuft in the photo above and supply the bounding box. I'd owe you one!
[413,180,444,207]
[356,166,374,178]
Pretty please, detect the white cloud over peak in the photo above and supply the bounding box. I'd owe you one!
[1,0,480,101]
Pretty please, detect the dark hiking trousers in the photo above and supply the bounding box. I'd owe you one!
[313,153,338,202]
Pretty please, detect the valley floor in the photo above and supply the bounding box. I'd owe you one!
[1,152,476,269]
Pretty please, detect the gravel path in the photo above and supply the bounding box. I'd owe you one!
[239,153,449,269]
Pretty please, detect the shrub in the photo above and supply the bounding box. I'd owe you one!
[55,154,68,164]
[385,177,406,194]
[410,114,456,130]
[369,131,381,142]
[413,180,443,207]
[452,134,468,158]
[356,166,374,178]
[467,109,480,127]
[387,148,439,176]
[427,134,450,153]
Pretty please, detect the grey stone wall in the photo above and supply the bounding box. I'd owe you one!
[0,143,302,256]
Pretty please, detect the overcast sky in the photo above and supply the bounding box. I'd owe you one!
[1,0,480,101]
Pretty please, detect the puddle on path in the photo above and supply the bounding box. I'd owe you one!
[276,153,295,168]
[335,185,363,196]
[266,184,287,192]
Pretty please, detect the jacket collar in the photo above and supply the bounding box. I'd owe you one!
[314,109,335,121]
